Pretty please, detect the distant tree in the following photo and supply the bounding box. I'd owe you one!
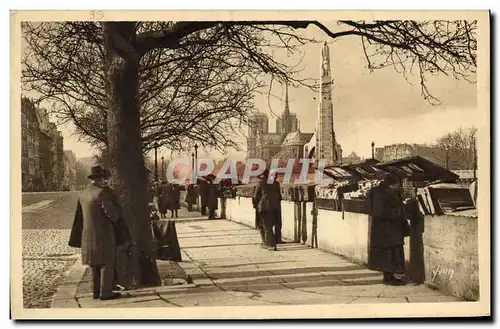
[437,126,477,170]
[344,151,362,164]
[75,161,90,188]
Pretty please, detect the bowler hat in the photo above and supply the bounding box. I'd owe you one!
[88,165,107,179]
[103,168,111,179]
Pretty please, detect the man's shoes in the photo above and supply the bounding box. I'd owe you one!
[113,284,126,291]
[267,246,277,251]
[100,292,122,301]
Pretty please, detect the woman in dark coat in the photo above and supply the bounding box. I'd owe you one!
[158,181,172,218]
[367,178,410,286]
[185,184,197,212]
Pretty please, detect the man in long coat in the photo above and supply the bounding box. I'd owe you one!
[367,177,410,286]
[253,169,281,251]
[185,184,197,212]
[271,172,283,244]
[207,175,219,219]
[199,179,210,216]
[69,165,122,300]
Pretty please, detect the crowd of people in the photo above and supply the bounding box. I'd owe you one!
[68,163,413,301]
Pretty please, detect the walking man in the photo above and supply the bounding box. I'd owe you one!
[69,165,122,300]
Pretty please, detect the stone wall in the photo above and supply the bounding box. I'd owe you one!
[222,195,479,301]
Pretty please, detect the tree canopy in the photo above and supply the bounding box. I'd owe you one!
[22,20,477,155]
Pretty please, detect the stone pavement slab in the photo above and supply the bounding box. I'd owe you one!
[51,217,461,308]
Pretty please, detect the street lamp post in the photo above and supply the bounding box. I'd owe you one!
[445,146,449,170]
[194,144,199,178]
[154,142,160,181]
[371,141,375,160]
[161,156,165,180]
[191,152,195,177]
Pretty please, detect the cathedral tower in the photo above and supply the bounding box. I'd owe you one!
[315,42,341,165]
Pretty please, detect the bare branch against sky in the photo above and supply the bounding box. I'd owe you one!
[21,20,477,160]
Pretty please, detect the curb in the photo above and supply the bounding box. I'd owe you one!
[50,255,86,308]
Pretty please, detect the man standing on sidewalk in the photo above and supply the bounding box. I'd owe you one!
[69,165,122,300]
[271,171,283,244]
[253,169,280,251]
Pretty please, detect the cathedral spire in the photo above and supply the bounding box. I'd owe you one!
[284,81,290,115]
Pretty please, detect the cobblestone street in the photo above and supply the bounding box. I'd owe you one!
[22,192,80,308]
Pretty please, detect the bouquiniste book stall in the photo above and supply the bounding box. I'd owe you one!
[314,156,469,215]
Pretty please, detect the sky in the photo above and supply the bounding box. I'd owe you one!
[45,22,478,162]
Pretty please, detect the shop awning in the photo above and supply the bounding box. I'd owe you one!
[375,155,459,182]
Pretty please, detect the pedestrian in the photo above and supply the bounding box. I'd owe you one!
[271,171,283,244]
[158,180,172,218]
[253,169,281,251]
[185,183,197,212]
[68,165,122,300]
[252,184,266,247]
[207,174,218,219]
[367,177,410,286]
[102,169,131,291]
[171,183,181,218]
[199,178,209,216]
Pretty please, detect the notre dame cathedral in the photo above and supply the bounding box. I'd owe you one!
[246,42,343,166]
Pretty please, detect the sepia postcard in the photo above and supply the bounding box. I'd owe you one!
[10,10,490,319]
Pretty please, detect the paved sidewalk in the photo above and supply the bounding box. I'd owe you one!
[51,218,460,308]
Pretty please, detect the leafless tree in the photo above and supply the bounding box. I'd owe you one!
[437,126,477,170]
[22,19,477,287]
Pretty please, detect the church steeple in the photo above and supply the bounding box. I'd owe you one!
[315,41,340,166]
[284,81,290,115]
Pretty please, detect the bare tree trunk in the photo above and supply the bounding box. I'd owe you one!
[102,22,160,287]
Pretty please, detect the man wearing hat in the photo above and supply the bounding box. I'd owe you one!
[252,168,281,251]
[69,165,122,300]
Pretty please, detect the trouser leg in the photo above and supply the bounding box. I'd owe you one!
[91,266,101,298]
[100,261,116,298]
[187,203,192,211]
[262,212,276,248]
[257,213,266,246]
[100,246,117,298]
[275,209,282,244]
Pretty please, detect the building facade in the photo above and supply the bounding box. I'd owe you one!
[21,98,67,192]
[63,150,77,190]
[375,143,447,168]
[246,42,342,166]
[21,98,41,191]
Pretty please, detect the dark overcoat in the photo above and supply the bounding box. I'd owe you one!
[367,184,410,273]
[185,184,197,204]
[207,184,218,210]
[158,184,173,213]
[102,186,131,246]
[73,183,120,266]
[171,184,181,210]
[199,181,210,207]
[253,180,281,214]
